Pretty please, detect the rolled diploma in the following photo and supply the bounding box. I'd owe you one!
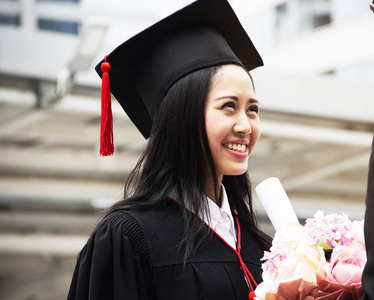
[255,177,299,231]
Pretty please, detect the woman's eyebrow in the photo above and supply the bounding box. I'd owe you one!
[214,95,239,101]
[214,96,260,104]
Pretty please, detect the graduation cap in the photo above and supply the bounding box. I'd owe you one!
[96,0,263,156]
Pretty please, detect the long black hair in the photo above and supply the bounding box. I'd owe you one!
[105,64,270,261]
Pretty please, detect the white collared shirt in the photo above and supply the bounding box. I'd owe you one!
[169,185,237,250]
[202,186,237,250]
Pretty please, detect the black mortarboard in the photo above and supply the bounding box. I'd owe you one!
[96,0,263,156]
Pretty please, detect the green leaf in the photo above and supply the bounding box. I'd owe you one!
[315,242,333,261]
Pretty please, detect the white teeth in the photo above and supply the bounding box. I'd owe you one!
[224,143,247,153]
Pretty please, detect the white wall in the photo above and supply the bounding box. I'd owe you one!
[253,68,374,123]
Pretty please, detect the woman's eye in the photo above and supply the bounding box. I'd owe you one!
[248,105,259,114]
[222,102,235,109]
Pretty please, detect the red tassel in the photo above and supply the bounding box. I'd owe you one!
[100,56,114,156]
[248,290,256,300]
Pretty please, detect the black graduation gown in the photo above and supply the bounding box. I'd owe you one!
[362,136,374,299]
[67,201,268,300]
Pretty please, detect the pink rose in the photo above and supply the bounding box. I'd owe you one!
[326,243,367,285]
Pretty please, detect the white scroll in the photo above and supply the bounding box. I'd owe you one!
[255,177,299,231]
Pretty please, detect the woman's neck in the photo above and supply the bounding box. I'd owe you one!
[205,176,223,207]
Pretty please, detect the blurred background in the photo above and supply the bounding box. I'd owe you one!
[0,0,373,299]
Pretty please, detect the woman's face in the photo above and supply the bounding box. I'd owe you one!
[205,64,260,181]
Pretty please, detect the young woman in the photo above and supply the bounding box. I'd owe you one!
[67,0,271,299]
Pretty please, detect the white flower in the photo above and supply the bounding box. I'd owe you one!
[352,220,365,247]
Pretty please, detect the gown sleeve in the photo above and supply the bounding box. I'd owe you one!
[362,135,374,300]
[67,211,151,300]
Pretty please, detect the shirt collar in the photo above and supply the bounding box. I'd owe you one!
[204,185,235,231]
[167,184,235,230]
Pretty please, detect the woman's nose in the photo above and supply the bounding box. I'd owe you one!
[233,114,251,135]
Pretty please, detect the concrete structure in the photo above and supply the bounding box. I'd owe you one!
[0,1,373,299]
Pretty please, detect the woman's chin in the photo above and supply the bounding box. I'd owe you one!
[224,167,248,177]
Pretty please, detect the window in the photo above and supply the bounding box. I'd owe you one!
[275,0,300,41]
[300,0,332,30]
[37,0,80,3]
[38,18,81,34]
[314,13,331,27]
[0,13,20,26]
[275,0,332,42]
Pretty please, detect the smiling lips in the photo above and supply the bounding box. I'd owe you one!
[223,143,248,153]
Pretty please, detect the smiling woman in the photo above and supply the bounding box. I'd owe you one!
[205,64,261,194]
[67,1,271,300]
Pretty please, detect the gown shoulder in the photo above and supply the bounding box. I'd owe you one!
[68,203,269,300]
[67,210,153,300]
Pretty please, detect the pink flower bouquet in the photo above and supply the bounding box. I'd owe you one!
[255,211,366,300]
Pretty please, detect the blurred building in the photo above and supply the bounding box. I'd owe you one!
[0,0,373,299]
